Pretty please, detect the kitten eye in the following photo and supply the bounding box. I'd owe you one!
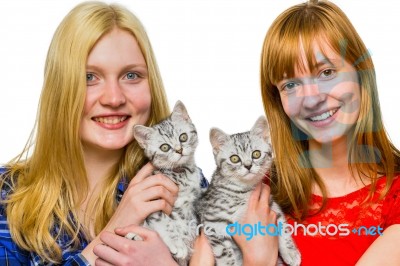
[179,133,188,142]
[230,155,241,164]
[252,150,261,159]
[160,144,171,152]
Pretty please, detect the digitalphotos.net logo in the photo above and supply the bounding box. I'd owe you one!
[189,220,383,241]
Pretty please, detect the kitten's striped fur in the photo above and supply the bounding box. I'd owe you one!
[197,117,301,266]
[133,101,202,266]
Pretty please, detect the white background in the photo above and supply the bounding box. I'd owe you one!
[0,0,399,179]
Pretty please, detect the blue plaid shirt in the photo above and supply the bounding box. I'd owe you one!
[0,168,209,265]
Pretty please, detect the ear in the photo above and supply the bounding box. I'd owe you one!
[171,100,191,122]
[133,125,154,149]
[250,116,270,141]
[209,127,230,155]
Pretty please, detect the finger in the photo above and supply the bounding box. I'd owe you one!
[142,198,173,216]
[137,185,176,208]
[129,162,155,186]
[152,174,179,196]
[191,233,215,266]
[248,182,262,210]
[93,242,122,266]
[268,209,278,224]
[130,173,179,197]
[115,224,159,241]
[99,230,143,254]
[259,183,271,211]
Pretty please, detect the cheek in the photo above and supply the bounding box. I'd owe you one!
[331,81,361,120]
[129,84,152,116]
[82,89,98,116]
[134,91,151,111]
[281,95,301,118]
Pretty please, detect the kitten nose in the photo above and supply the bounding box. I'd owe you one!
[244,164,252,170]
[175,148,183,154]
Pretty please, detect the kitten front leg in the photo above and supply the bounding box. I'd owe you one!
[206,233,241,266]
[146,213,190,265]
[163,221,191,265]
[271,202,301,266]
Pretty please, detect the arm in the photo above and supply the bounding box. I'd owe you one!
[81,163,179,264]
[233,183,279,266]
[356,224,400,266]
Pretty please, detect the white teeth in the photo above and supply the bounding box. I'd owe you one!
[94,116,127,124]
[309,109,337,122]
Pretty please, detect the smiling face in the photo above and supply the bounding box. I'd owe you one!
[276,40,361,145]
[80,27,151,154]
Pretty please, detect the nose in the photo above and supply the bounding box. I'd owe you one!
[244,164,252,170]
[301,81,326,109]
[175,147,183,154]
[99,80,126,107]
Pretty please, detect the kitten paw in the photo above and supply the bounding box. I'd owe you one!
[281,248,301,266]
[169,245,178,255]
[169,242,189,261]
[174,247,189,260]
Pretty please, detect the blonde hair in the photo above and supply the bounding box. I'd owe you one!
[260,0,400,220]
[1,1,169,263]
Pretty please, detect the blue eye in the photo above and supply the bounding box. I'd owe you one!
[282,81,300,92]
[126,72,139,80]
[86,73,98,85]
[86,73,95,81]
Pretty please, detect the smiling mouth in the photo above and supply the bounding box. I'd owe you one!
[307,108,339,122]
[92,116,128,124]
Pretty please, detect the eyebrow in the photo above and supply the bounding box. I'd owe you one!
[314,58,335,68]
[86,63,148,71]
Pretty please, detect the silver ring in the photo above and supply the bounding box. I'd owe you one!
[125,232,143,241]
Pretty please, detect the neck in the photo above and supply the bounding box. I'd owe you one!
[82,145,124,194]
[308,135,369,197]
[308,135,350,170]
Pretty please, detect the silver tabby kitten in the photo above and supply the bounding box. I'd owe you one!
[133,101,203,266]
[197,117,301,266]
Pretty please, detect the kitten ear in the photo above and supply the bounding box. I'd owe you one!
[250,116,270,140]
[210,127,230,155]
[133,125,154,149]
[171,100,191,122]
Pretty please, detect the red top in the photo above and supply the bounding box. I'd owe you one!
[284,175,400,265]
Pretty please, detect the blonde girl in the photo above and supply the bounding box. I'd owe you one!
[0,1,182,265]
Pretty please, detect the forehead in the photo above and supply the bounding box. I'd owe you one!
[273,35,343,83]
[292,38,343,77]
[87,28,145,68]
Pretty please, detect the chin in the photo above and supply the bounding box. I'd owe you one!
[311,130,351,144]
[82,140,128,153]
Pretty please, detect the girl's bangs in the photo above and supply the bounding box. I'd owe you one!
[267,5,343,86]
